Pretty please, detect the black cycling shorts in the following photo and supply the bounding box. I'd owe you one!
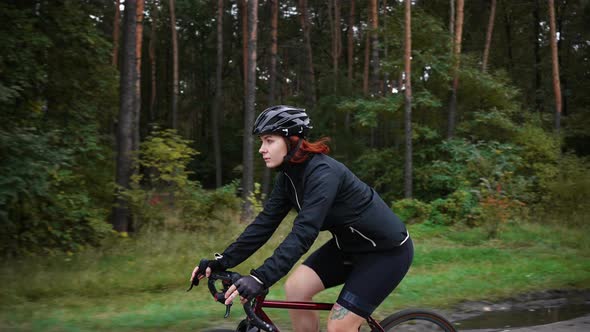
[302,237,414,318]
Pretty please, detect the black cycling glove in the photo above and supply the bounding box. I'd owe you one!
[234,275,265,300]
[188,255,228,291]
[198,258,225,274]
[192,256,226,284]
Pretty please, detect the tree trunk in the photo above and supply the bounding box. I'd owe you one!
[382,0,389,96]
[149,2,158,123]
[403,0,412,198]
[447,0,464,138]
[548,0,562,131]
[502,0,514,73]
[241,0,248,92]
[113,0,137,233]
[363,31,370,96]
[557,0,568,117]
[133,0,144,152]
[241,0,259,221]
[335,0,342,84]
[169,0,179,129]
[330,0,342,93]
[369,0,379,95]
[268,0,279,106]
[532,0,543,114]
[329,0,334,86]
[298,0,317,108]
[212,0,224,188]
[112,0,120,67]
[449,0,455,39]
[347,0,355,87]
[263,0,279,197]
[482,0,496,72]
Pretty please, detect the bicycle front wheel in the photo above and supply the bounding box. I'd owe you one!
[376,309,457,332]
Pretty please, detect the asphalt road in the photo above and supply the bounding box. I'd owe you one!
[205,313,590,331]
[458,313,590,332]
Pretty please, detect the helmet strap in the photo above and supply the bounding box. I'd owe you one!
[282,137,303,164]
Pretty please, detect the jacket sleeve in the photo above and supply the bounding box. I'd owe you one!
[218,174,291,269]
[251,163,340,287]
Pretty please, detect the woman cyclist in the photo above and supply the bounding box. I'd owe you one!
[191,105,413,332]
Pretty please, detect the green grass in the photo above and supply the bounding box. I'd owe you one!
[1,217,589,331]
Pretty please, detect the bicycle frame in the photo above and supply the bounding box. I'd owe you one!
[252,296,384,332]
[197,270,387,332]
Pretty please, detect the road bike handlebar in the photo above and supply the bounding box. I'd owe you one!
[188,267,276,332]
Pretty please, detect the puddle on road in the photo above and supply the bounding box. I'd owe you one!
[453,303,590,330]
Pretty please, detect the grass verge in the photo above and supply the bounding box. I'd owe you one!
[1,217,588,331]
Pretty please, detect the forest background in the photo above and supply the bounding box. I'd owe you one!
[0,0,589,331]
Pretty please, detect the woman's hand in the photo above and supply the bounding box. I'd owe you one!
[224,275,265,305]
[224,284,248,305]
[190,258,225,283]
[190,265,209,283]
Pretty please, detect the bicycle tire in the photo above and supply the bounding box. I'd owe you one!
[201,320,258,332]
[375,309,457,332]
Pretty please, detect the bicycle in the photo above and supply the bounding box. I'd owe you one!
[189,269,457,332]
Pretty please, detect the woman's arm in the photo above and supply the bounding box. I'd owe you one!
[250,163,340,287]
[217,174,291,269]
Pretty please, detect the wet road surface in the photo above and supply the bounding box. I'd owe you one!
[458,313,590,331]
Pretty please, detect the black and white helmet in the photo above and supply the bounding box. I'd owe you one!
[252,105,312,137]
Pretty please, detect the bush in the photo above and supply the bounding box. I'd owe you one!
[124,129,240,232]
[177,181,241,231]
[392,199,431,224]
[392,185,528,238]
[471,178,528,238]
[123,128,197,230]
[537,154,590,226]
[428,189,480,226]
[0,127,112,256]
[416,139,524,200]
[512,124,561,202]
[458,109,519,143]
[351,148,404,202]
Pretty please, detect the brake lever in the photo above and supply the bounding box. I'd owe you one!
[187,272,203,292]
[210,276,234,318]
[186,278,199,291]
[189,270,243,319]
[211,289,232,318]
[224,303,232,318]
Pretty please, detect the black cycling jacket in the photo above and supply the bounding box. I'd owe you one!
[217,153,409,287]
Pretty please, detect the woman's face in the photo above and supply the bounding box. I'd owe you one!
[259,134,288,168]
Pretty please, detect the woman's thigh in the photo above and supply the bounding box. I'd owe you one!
[302,238,354,289]
[284,264,325,299]
[337,238,414,318]
[286,239,354,299]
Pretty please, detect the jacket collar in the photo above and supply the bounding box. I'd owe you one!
[281,153,315,179]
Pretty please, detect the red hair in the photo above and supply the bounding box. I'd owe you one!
[288,136,330,164]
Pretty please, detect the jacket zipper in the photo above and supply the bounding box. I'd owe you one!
[349,227,377,247]
[332,232,341,249]
[399,230,410,246]
[284,173,302,210]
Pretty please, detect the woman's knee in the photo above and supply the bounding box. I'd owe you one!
[326,304,364,332]
[326,317,363,332]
